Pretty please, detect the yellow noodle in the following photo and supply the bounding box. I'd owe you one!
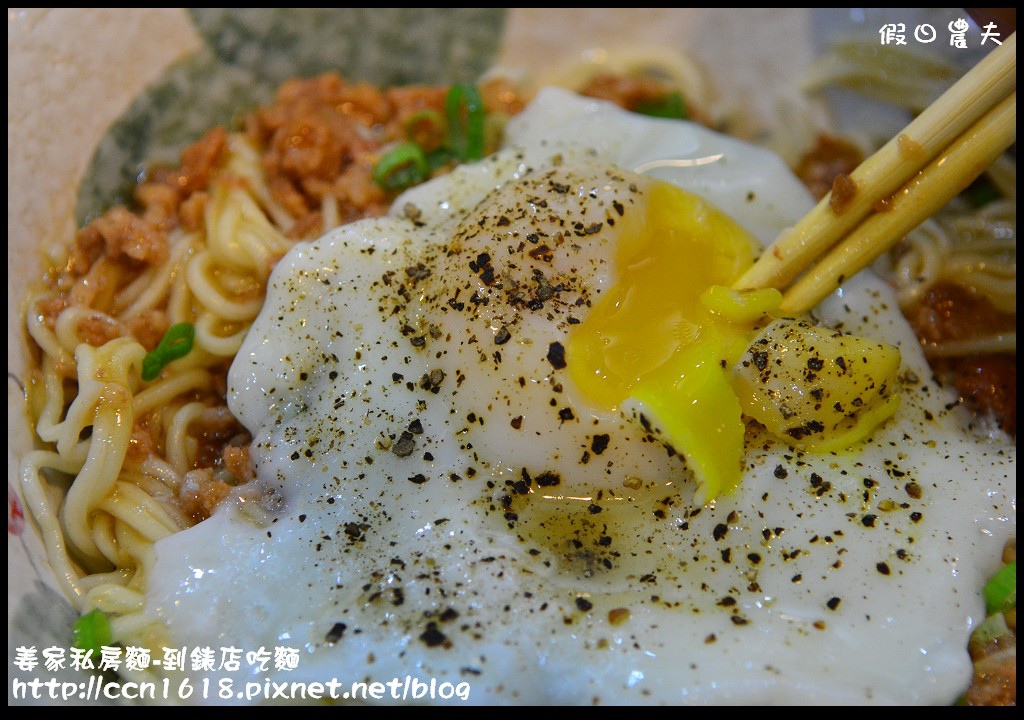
[879,198,1017,328]
[77,567,134,597]
[225,134,298,233]
[207,181,290,275]
[19,132,295,658]
[54,305,124,352]
[193,312,249,357]
[186,250,265,321]
[29,355,75,443]
[68,256,122,312]
[19,448,91,604]
[91,510,127,567]
[84,583,147,615]
[25,295,77,372]
[97,481,184,543]
[60,340,145,565]
[132,366,213,417]
[114,228,197,318]
[165,402,209,475]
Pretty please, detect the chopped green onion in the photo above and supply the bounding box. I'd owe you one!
[404,109,446,150]
[372,142,430,192]
[72,608,112,657]
[983,560,1015,614]
[425,147,459,172]
[445,83,486,161]
[142,322,195,381]
[372,84,488,192]
[634,91,689,120]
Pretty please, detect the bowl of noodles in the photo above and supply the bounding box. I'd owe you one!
[8,8,1016,706]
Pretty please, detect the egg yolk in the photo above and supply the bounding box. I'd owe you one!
[566,179,779,501]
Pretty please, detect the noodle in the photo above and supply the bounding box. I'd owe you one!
[880,199,1017,317]
[20,132,304,652]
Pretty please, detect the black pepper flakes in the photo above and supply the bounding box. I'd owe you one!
[439,607,459,622]
[752,350,769,371]
[575,597,594,612]
[494,326,511,345]
[419,623,450,648]
[826,597,842,610]
[405,263,431,280]
[392,431,416,457]
[547,341,567,370]
[535,471,561,487]
[324,622,347,645]
[528,244,554,262]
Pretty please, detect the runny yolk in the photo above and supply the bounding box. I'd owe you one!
[565,179,780,502]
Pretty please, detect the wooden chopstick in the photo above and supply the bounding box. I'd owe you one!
[781,90,1015,314]
[733,32,1016,314]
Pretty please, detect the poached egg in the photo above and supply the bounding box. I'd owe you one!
[144,88,1016,705]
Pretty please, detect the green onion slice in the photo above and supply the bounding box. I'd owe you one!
[984,560,1016,614]
[445,83,486,162]
[404,109,446,149]
[141,322,195,381]
[634,90,689,120]
[373,142,429,192]
[72,608,113,657]
[425,147,459,172]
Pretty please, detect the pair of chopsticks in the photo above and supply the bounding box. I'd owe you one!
[733,32,1016,314]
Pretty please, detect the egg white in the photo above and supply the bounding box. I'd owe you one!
[145,88,1016,705]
